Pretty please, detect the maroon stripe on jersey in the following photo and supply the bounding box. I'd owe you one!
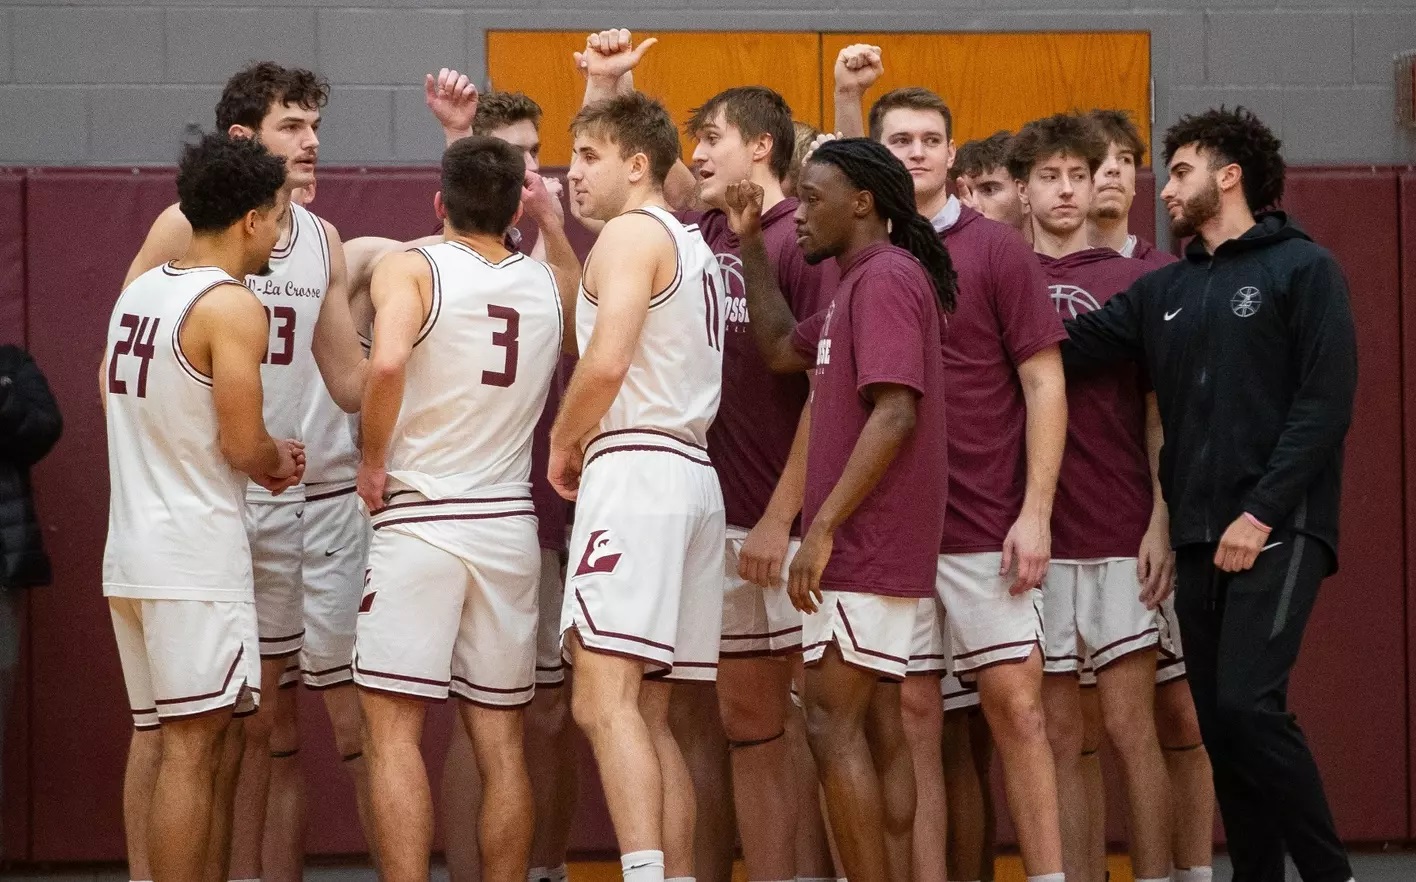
[162,262,222,276]
[412,247,442,348]
[573,589,674,652]
[305,484,357,502]
[311,210,332,289]
[590,427,708,451]
[447,240,527,269]
[626,209,683,308]
[371,509,536,531]
[153,645,246,705]
[171,280,236,387]
[584,444,712,470]
[270,208,300,260]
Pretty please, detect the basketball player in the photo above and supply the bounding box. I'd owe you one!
[352,136,563,882]
[725,136,954,882]
[1005,113,1172,882]
[420,69,583,882]
[551,91,726,882]
[104,132,303,882]
[950,132,1026,234]
[1085,107,1215,882]
[121,62,370,882]
[835,44,1069,882]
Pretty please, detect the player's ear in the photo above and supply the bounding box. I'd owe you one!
[433,191,447,222]
[1217,161,1243,196]
[627,151,648,184]
[852,188,873,219]
[227,124,257,141]
[752,133,773,166]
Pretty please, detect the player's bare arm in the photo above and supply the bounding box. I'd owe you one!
[425,67,479,146]
[193,282,304,489]
[788,384,918,613]
[521,171,582,349]
[740,404,809,589]
[1138,391,1175,607]
[123,204,193,289]
[547,214,667,500]
[725,181,814,373]
[1004,345,1067,595]
[310,220,367,412]
[831,43,882,140]
[356,250,431,512]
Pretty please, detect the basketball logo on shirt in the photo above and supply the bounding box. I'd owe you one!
[1049,284,1101,319]
[717,253,749,329]
[1231,286,1261,318]
[575,529,624,577]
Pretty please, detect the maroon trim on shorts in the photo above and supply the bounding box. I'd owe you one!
[803,638,906,682]
[836,602,909,665]
[956,642,1041,674]
[1091,631,1162,673]
[1091,627,1160,660]
[372,509,536,531]
[589,427,708,452]
[573,589,675,652]
[134,721,161,731]
[451,691,535,710]
[564,623,670,673]
[451,675,535,695]
[354,663,450,689]
[584,444,712,470]
[354,681,447,704]
[375,494,533,514]
[154,646,246,706]
[305,484,357,503]
[304,662,353,678]
[954,637,1039,662]
[722,624,803,642]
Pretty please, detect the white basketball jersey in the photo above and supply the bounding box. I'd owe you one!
[576,206,726,446]
[243,203,350,491]
[386,241,563,497]
[102,263,254,602]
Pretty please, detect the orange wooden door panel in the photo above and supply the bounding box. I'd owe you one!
[820,33,1152,161]
[487,31,823,166]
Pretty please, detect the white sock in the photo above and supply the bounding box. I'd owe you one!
[1176,869,1214,882]
[622,850,665,882]
[1027,874,1065,882]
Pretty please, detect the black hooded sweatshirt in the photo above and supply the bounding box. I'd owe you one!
[1061,212,1357,570]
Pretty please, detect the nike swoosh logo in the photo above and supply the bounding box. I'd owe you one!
[325,548,343,557]
[1164,308,1183,321]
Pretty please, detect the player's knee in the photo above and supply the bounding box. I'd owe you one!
[1043,705,1083,759]
[984,687,1046,746]
[160,716,228,768]
[1102,699,1158,757]
[719,683,785,743]
[802,698,854,761]
[526,688,571,742]
[570,684,623,739]
[899,680,943,745]
[1156,684,1204,747]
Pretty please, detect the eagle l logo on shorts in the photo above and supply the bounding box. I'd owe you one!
[1231,286,1261,318]
[575,529,624,577]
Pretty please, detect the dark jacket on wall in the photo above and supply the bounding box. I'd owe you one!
[1061,213,1357,569]
[0,345,63,589]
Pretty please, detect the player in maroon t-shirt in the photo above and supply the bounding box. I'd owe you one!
[1084,107,1216,882]
[1007,113,1173,882]
[950,131,1028,235]
[727,136,955,882]
[835,45,1069,882]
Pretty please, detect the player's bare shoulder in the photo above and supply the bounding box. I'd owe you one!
[124,203,195,289]
[587,211,677,290]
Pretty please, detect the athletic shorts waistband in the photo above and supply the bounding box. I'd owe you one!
[584,429,712,469]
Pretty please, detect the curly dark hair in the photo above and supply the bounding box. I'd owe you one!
[1006,113,1106,182]
[810,138,958,313]
[177,133,287,233]
[440,136,526,236]
[949,130,1012,184]
[868,87,953,142]
[1162,106,1284,212]
[216,62,330,132]
[571,92,681,186]
[473,91,542,136]
[1087,108,1147,164]
[686,86,795,181]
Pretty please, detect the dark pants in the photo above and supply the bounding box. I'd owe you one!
[1174,534,1352,882]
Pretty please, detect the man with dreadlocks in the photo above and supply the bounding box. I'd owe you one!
[724,136,953,882]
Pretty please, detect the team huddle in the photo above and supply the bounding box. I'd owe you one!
[101,27,1360,882]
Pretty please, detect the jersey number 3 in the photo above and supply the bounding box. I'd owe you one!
[108,313,160,398]
[481,305,520,388]
[262,306,297,366]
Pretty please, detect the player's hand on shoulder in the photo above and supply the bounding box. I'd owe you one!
[834,43,883,93]
[425,67,479,142]
[724,181,766,239]
[575,29,658,81]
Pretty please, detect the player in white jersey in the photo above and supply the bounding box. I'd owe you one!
[121,63,370,882]
[552,92,727,882]
[104,133,304,882]
[351,136,562,882]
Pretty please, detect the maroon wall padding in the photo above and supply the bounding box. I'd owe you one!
[0,172,23,345]
[1279,170,1407,840]
[1402,169,1416,840]
[1134,168,1156,245]
[24,169,178,862]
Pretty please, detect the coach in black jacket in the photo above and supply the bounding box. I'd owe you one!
[0,344,61,591]
[1064,108,1356,882]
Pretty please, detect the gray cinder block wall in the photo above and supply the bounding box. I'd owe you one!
[0,0,1413,167]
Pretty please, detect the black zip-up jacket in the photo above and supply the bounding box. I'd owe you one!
[0,345,63,589]
[1061,212,1357,569]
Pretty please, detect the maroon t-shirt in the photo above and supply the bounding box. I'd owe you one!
[1041,247,1154,559]
[798,242,948,599]
[685,200,837,531]
[937,206,1067,553]
[1129,235,1176,270]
